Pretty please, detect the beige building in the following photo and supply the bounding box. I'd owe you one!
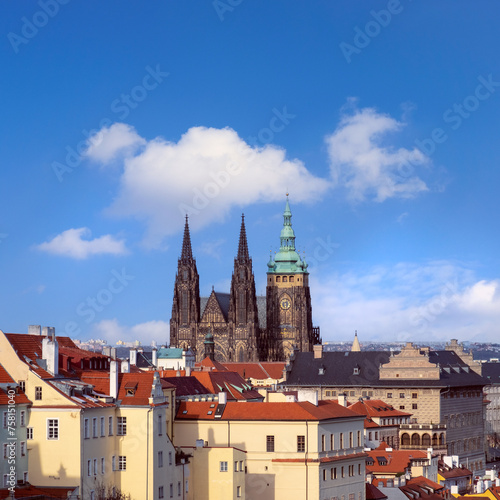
[283,342,487,471]
[0,327,185,500]
[175,396,366,500]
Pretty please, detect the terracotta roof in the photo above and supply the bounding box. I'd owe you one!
[0,364,16,384]
[198,357,229,371]
[162,376,211,397]
[176,399,365,421]
[191,370,263,401]
[366,482,388,500]
[0,388,31,406]
[438,465,472,479]
[400,476,446,500]
[348,399,412,419]
[366,449,428,474]
[117,372,166,406]
[220,362,285,380]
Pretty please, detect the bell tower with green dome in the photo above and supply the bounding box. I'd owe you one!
[265,196,321,361]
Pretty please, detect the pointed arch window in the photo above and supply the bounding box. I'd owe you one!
[181,290,188,325]
[238,291,246,324]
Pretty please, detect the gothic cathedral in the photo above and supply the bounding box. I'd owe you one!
[169,198,321,362]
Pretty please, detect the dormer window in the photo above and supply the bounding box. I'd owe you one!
[124,382,138,396]
[353,366,360,375]
[318,365,325,375]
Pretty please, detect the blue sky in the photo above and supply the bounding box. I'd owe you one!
[2,1,500,345]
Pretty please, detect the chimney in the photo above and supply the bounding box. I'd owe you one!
[129,348,137,366]
[152,347,158,367]
[338,393,347,407]
[450,486,458,495]
[110,347,117,360]
[186,366,191,376]
[28,325,41,335]
[218,391,227,405]
[313,344,323,359]
[41,327,58,376]
[110,359,119,399]
[103,346,111,357]
[121,359,130,373]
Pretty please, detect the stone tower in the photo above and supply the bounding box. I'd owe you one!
[228,215,260,362]
[170,216,200,352]
[265,197,320,361]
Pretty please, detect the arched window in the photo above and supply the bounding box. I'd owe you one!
[422,434,431,447]
[439,433,445,445]
[432,433,438,446]
[238,348,244,362]
[411,433,420,446]
[401,433,410,446]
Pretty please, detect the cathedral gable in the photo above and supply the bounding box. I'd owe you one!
[200,291,230,324]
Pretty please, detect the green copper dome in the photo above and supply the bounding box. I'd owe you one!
[267,196,308,274]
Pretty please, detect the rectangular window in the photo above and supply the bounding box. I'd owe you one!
[20,442,26,456]
[323,469,327,481]
[3,444,8,459]
[237,485,242,497]
[112,456,116,471]
[93,458,97,476]
[169,451,173,465]
[340,433,344,449]
[357,430,361,446]
[84,418,89,439]
[117,417,127,436]
[400,405,405,410]
[19,381,25,392]
[349,432,353,448]
[169,483,173,498]
[100,417,105,437]
[87,460,91,476]
[2,412,7,428]
[118,456,126,471]
[341,466,345,478]
[108,416,113,436]
[331,467,337,479]
[23,472,28,483]
[412,392,418,399]
[400,393,405,398]
[387,392,392,398]
[240,460,244,471]
[412,403,418,410]
[20,411,26,427]
[158,414,162,436]
[92,417,97,438]
[297,435,305,452]
[27,427,33,440]
[47,419,59,440]
[330,434,334,450]
[178,482,181,496]
[220,461,228,472]
[159,486,164,499]
[101,457,105,475]
[266,435,275,452]
[321,434,326,451]
[158,451,163,468]
[35,387,42,400]
[358,463,362,475]
[326,390,331,396]
[234,461,239,472]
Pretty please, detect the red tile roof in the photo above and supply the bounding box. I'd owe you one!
[348,399,412,419]
[191,370,263,401]
[366,449,428,474]
[197,357,228,371]
[0,364,15,383]
[0,364,31,405]
[220,362,285,381]
[366,482,388,500]
[0,486,77,499]
[177,399,364,421]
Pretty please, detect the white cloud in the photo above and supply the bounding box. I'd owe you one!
[90,319,169,345]
[36,228,128,259]
[85,124,330,248]
[84,123,146,164]
[326,107,430,202]
[310,262,500,343]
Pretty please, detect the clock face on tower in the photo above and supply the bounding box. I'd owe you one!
[280,297,291,311]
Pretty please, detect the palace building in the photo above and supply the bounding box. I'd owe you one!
[169,198,321,363]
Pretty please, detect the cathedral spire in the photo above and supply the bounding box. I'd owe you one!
[237,214,250,262]
[181,215,193,262]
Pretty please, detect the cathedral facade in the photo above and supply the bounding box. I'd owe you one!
[169,198,321,362]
